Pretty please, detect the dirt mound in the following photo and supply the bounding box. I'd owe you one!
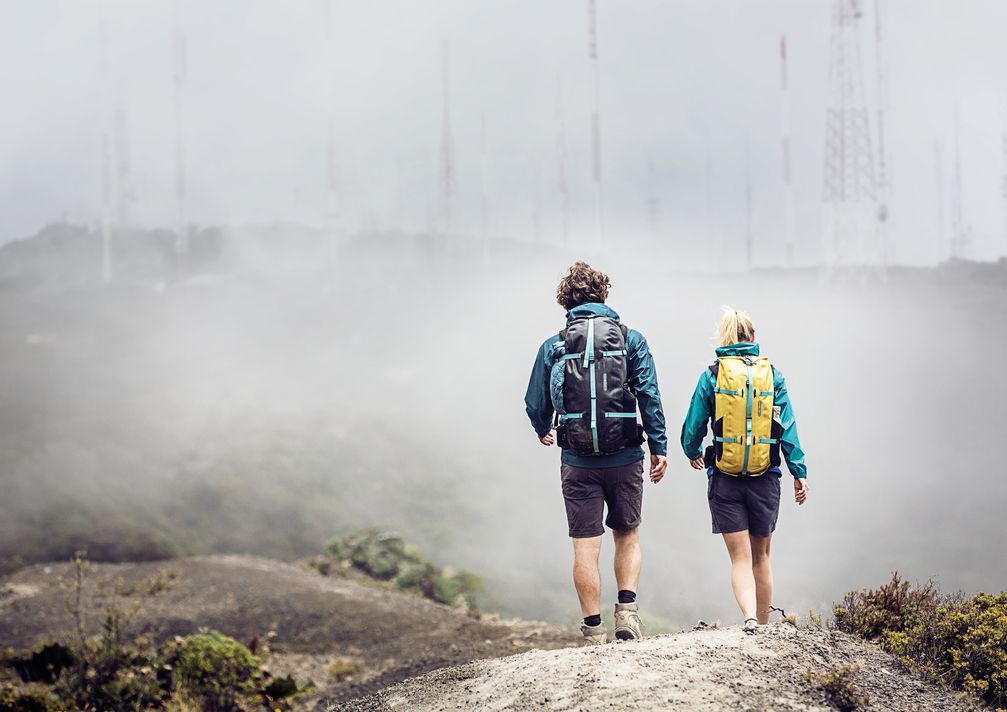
[0,555,573,706]
[334,623,968,711]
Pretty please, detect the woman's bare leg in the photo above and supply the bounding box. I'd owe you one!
[750,533,773,624]
[722,531,756,620]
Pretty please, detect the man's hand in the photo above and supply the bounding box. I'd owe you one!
[794,478,808,505]
[649,455,668,483]
[539,429,555,446]
[689,456,705,470]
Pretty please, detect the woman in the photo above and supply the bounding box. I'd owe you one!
[680,307,808,632]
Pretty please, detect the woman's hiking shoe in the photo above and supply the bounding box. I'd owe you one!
[580,622,608,645]
[614,602,642,641]
[742,618,759,634]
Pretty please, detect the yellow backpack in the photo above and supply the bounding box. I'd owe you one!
[712,355,777,476]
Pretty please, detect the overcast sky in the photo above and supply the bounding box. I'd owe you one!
[1,0,1006,265]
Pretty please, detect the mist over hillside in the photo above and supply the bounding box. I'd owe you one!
[1,226,1005,628]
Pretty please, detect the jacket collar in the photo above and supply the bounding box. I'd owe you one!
[565,302,620,324]
[715,341,760,358]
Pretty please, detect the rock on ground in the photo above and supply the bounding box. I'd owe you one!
[333,623,970,712]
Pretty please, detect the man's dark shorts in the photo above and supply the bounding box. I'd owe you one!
[560,459,644,538]
[708,470,781,538]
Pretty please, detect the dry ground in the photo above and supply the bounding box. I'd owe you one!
[0,555,574,706]
[334,623,971,712]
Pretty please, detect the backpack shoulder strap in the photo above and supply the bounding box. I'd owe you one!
[708,361,720,378]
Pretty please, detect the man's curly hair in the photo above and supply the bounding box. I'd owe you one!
[556,261,610,310]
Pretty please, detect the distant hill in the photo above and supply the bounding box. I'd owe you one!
[0,555,573,707]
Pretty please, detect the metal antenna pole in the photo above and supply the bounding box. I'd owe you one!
[951,104,967,260]
[780,36,795,266]
[873,0,890,264]
[934,139,945,262]
[556,76,570,248]
[588,0,603,249]
[439,40,455,242]
[172,0,187,258]
[98,8,112,283]
[480,111,489,261]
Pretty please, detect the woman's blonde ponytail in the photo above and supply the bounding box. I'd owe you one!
[717,306,756,347]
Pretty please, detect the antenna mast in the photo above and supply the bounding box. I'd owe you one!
[98,10,112,283]
[172,0,187,258]
[588,0,603,248]
[951,104,968,260]
[323,0,340,238]
[556,77,570,247]
[439,41,455,240]
[780,36,794,266]
[873,0,890,263]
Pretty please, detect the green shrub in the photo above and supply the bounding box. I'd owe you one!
[317,530,484,610]
[3,644,76,684]
[803,665,870,711]
[0,684,65,712]
[835,573,1007,709]
[168,631,261,711]
[53,609,163,712]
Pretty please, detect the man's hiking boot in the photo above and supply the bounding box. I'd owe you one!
[580,622,607,645]
[614,602,642,641]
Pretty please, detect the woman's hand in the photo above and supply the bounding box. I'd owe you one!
[689,456,705,470]
[794,478,808,505]
[539,429,555,446]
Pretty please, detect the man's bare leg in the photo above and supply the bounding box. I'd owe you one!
[572,536,603,617]
[722,531,757,621]
[612,528,641,593]
[750,533,773,624]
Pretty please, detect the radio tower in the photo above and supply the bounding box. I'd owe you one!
[588,0,604,248]
[439,41,455,241]
[822,0,880,273]
[555,77,570,247]
[172,0,188,258]
[779,36,795,266]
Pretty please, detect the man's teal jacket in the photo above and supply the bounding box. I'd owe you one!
[524,303,668,468]
[680,341,807,479]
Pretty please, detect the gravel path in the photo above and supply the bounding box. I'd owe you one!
[333,623,970,712]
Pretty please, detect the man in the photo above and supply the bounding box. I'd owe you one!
[524,261,668,644]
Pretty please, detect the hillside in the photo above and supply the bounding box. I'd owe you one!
[0,555,573,706]
[336,623,970,712]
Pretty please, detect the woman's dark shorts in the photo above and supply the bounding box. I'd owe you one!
[708,470,781,537]
[560,459,644,538]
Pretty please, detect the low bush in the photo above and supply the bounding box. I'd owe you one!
[803,665,869,711]
[166,630,261,711]
[834,572,1007,709]
[313,529,484,611]
[0,684,66,712]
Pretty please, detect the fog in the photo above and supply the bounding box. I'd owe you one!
[2,0,1007,631]
[3,1,1007,263]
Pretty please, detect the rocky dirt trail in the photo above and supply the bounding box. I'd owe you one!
[0,555,574,707]
[334,623,970,712]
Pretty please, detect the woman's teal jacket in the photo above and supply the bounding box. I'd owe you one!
[680,342,807,479]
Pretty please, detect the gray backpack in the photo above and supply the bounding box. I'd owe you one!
[549,315,644,456]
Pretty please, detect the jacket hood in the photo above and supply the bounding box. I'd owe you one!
[715,341,760,358]
[565,302,620,324]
